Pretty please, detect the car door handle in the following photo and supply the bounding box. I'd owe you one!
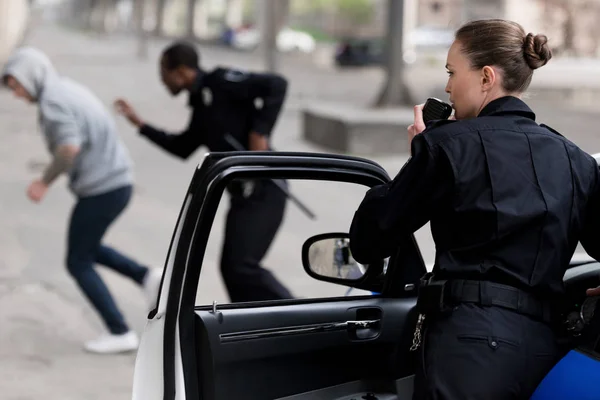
[346,319,380,329]
[345,319,381,340]
[313,319,381,332]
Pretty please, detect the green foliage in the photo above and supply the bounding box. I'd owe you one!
[292,0,374,22]
[293,0,337,13]
[290,26,335,42]
[334,0,374,25]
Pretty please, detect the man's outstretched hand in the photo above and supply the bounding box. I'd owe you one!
[27,179,48,203]
[114,98,143,128]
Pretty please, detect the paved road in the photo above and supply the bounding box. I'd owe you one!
[2,22,600,399]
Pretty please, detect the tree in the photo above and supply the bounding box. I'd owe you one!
[588,3,600,56]
[69,0,93,28]
[85,0,100,30]
[544,0,577,56]
[186,0,197,39]
[276,0,290,31]
[86,0,119,33]
[261,0,290,72]
[224,0,244,28]
[335,0,373,26]
[133,0,148,59]
[539,0,600,56]
[374,0,412,107]
[154,0,168,36]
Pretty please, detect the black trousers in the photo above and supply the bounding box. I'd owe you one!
[413,303,561,400]
[220,179,293,302]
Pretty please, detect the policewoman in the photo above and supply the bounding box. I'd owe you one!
[349,19,600,399]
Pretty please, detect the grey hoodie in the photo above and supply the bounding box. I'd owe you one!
[2,47,133,197]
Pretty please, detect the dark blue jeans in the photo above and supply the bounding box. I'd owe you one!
[67,185,148,334]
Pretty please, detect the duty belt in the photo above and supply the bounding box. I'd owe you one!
[416,273,555,323]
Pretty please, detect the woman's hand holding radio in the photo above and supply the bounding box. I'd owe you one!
[407,104,426,147]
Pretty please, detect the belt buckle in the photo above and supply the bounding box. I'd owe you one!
[417,273,449,314]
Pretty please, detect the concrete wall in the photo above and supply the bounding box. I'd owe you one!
[0,0,29,64]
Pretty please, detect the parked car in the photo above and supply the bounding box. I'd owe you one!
[334,37,385,67]
[335,26,454,68]
[131,151,600,400]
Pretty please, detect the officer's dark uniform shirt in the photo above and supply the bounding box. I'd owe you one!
[139,67,288,158]
[350,96,600,299]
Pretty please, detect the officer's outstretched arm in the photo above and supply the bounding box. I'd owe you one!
[139,111,203,159]
[580,165,600,261]
[349,135,453,264]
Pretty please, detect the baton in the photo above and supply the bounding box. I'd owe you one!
[224,134,317,220]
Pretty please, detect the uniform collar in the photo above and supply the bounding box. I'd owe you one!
[477,96,536,120]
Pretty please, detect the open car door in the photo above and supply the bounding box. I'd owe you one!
[132,150,600,400]
[132,152,428,400]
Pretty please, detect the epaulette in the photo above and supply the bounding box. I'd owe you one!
[540,123,565,138]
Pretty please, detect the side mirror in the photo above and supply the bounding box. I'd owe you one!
[302,232,382,286]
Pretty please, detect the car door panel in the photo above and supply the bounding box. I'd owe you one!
[142,152,427,400]
[194,298,419,400]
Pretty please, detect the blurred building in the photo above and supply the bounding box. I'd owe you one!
[418,0,544,31]
[30,0,600,58]
[419,0,600,57]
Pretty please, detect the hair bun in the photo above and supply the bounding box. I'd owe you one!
[524,33,552,69]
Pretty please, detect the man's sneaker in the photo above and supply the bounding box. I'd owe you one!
[84,331,139,354]
[143,268,163,312]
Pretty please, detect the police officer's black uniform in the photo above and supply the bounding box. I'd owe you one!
[349,96,600,399]
[139,67,293,302]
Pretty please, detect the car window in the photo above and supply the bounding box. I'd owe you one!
[195,178,378,306]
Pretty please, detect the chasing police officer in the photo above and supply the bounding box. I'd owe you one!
[115,41,293,303]
[349,19,600,399]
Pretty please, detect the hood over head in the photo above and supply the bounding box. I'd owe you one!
[2,47,57,100]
